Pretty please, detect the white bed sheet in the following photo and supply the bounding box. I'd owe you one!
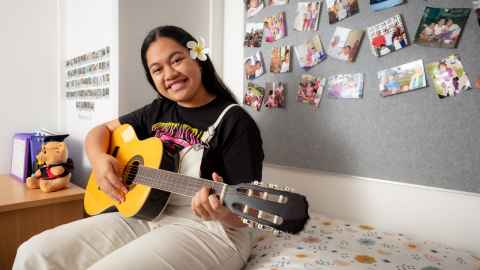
[245,212,480,270]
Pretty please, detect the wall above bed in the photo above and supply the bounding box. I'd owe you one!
[242,0,480,193]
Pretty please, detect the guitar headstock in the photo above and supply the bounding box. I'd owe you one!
[223,181,309,234]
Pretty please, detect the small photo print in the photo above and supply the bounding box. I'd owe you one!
[326,0,359,24]
[244,23,264,48]
[474,1,480,26]
[294,35,327,69]
[370,0,404,12]
[264,12,287,43]
[327,26,363,62]
[297,74,326,108]
[367,14,408,57]
[377,59,426,97]
[294,1,322,32]
[244,82,265,111]
[265,82,287,109]
[267,0,288,6]
[244,51,265,80]
[414,7,471,49]
[327,73,364,99]
[426,55,471,98]
[475,75,480,89]
[270,46,292,73]
[245,0,265,18]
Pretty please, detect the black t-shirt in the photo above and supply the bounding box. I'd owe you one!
[118,97,264,185]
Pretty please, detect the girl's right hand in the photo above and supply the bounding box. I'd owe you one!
[92,153,128,202]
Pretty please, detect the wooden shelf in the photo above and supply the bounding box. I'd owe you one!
[0,175,85,213]
[0,175,85,269]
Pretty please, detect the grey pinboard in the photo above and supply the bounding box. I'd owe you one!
[243,0,480,193]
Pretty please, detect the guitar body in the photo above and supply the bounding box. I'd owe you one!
[84,125,175,220]
[84,124,310,234]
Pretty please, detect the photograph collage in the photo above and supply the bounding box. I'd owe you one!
[243,0,478,111]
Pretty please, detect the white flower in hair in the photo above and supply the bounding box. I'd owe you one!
[187,37,209,61]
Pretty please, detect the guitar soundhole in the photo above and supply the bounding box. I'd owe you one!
[124,155,144,186]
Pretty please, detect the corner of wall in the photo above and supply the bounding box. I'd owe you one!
[209,0,224,78]
[223,0,245,101]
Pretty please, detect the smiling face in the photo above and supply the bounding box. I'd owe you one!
[146,37,213,107]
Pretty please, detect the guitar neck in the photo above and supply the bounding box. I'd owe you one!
[133,166,227,198]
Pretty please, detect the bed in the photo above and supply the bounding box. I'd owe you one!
[244,212,480,270]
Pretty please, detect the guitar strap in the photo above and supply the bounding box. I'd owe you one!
[167,103,240,207]
[200,104,240,145]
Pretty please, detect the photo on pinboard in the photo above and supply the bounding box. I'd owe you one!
[327,26,364,62]
[265,81,287,109]
[244,51,265,80]
[426,54,471,98]
[264,11,287,43]
[326,0,359,24]
[326,73,364,99]
[377,59,426,97]
[367,14,408,57]
[244,23,264,48]
[270,45,291,73]
[245,0,265,18]
[244,82,265,111]
[294,35,327,69]
[297,74,326,108]
[267,0,289,6]
[370,0,404,12]
[474,0,480,26]
[294,1,322,32]
[414,7,471,49]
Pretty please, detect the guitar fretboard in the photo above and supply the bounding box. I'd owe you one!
[132,166,226,197]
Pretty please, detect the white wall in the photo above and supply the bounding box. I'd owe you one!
[0,0,59,174]
[60,0,218,186]
[60,0,119,186]
[223,0,244,98]
[118,0,215,116]
[223,0,480,255]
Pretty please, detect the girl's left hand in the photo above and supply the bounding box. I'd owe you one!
[191,172,230,221]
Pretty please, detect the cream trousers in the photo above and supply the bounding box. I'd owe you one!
[13,207,252,270]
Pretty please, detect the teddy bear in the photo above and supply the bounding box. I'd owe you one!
[26,141,74,192]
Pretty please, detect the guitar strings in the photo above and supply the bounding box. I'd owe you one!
[126,165,226,196]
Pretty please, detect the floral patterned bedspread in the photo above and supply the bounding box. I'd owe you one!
[245,213,480,270]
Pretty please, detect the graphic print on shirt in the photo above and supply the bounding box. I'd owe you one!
[152,122,205,153]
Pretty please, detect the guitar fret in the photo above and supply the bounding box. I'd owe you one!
[133,166,225,197]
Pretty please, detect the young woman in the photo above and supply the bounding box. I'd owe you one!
[13,25,264,270]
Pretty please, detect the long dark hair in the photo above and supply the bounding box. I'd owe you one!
[141,25,237,104]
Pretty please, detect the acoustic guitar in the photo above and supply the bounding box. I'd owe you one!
[84,124,309,234]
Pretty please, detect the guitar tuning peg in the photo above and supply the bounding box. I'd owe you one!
[256,223,265,230]
[241,218,249,225]
[253,180,266,187]
[283,186,294,192]
[268,183,279,189]
[262,225,273,232]
[273,229,281,236]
